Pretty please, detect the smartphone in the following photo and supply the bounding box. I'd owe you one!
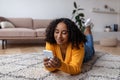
[43,50,53,58]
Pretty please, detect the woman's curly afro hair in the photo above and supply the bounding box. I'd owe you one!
[45,18,87,49]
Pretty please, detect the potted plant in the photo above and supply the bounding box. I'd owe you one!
[72,1,85,32]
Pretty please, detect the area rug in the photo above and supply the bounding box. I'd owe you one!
[0,51,120,80]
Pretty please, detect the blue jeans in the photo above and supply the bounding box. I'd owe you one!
[83,34,95,62]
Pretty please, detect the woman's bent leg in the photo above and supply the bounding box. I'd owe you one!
[83,27,95,62]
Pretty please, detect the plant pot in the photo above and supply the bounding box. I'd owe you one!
[105,28,111,32]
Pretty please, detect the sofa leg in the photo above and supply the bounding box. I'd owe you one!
[2,40,4,49]
[5,40,7,49]
[2,40,7,49]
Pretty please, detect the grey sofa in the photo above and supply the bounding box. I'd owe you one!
[0,17,52,49]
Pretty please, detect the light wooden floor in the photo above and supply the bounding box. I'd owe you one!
[94,43,120,55]
[0,43,120,56]
[0,44,45,55]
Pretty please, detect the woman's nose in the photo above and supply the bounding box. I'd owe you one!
[58,33,62,38]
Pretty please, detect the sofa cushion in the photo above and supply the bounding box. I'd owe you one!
[35,28,46,37]
[0,28,36,37]
[33,19,52,29]
[7,18,33,28]
[0,21,15,28]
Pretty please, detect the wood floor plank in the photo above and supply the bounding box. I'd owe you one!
[0,43,120,55]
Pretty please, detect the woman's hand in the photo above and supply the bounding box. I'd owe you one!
[43,57,51,68]
[43,57,61,68]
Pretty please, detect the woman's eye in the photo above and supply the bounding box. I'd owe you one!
[55,31,59,34]
[54,30,68,34]
[62,31,68,34]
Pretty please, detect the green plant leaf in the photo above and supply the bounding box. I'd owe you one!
[72,1,85,31]
[81,18,85,20]
[74,2,77,8]
[81,18,85,23]
[75,15,79,20]
[78,8,84,10]
[72,10,76,14]
[78,13,84,17]
[78,20,82,26]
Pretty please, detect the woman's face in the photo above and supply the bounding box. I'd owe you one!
[54,22,69,45]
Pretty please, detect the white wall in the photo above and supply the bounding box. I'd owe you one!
[0,0,120,32]
[0,0,73,19]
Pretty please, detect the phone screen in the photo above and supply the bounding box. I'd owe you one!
[43,50,53,58]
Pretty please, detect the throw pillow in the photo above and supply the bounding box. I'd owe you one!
[0,21,15,29]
